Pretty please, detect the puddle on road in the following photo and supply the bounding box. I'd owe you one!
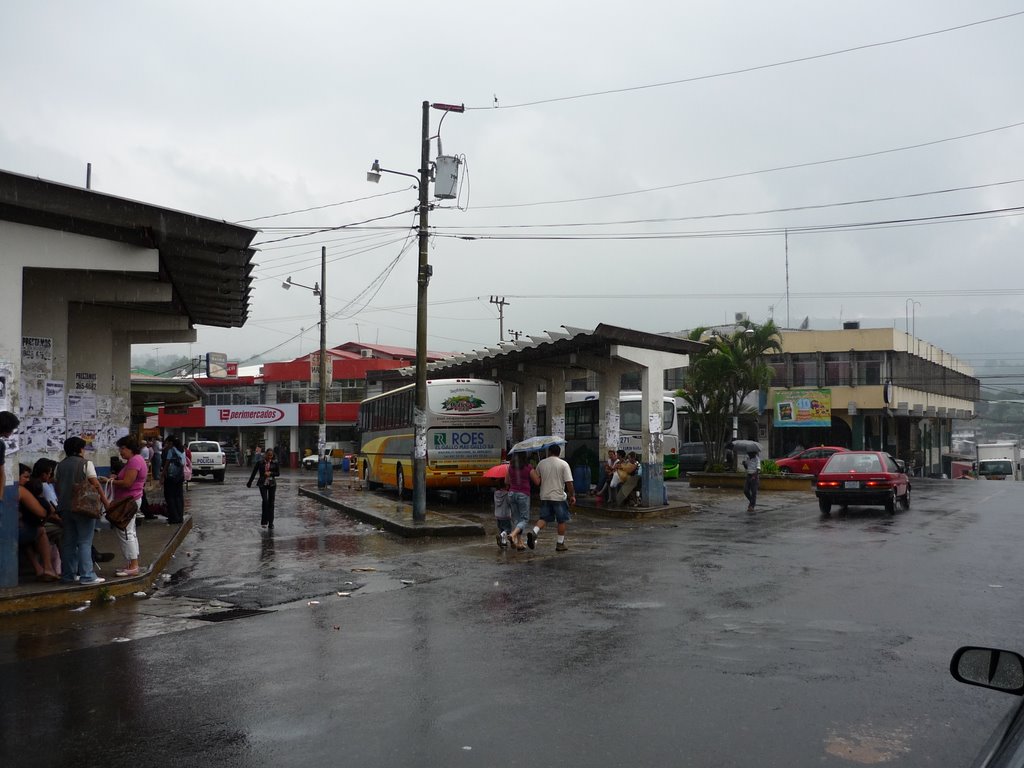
[824,723,912,764]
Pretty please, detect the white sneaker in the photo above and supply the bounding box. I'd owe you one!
[80,576,105,584]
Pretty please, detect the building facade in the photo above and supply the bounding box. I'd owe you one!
[765,325,978,475]
[157,342,448,467]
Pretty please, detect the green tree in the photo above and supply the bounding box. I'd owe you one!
[675,319,781,470]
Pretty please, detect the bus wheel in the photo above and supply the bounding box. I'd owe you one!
[396,465,405,499]
[364,461,380,490]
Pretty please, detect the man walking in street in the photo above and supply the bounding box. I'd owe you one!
[526,444,576,552]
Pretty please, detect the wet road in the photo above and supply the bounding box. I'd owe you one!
[3,468,1024,767]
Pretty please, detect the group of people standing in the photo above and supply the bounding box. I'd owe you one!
[1,408,197,585]
[496,444,576,553]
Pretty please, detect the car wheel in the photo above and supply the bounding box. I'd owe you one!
[884,488,897,514]
[817,497,832,515]
[214,470,225,482]
[901,487,911,510]
[396,465,404,499]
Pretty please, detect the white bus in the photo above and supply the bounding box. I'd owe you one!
[536,391,681,479]
[357,378,505,494]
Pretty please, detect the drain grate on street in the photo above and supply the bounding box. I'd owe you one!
[195,608,275,623]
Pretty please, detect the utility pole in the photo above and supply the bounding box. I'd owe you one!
[508,329,524,342]
[318,246,328,456]
[489,295,510,341]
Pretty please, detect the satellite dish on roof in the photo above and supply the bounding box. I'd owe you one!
[799,316,810,330]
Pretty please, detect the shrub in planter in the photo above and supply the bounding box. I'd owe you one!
[759,459,781,475]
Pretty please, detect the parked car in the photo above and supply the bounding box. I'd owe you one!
[815,450,910,514]
[950,646,1024,767]
[775,446,848,477]
[186,440,226,482]
[301,452,354,470]
[678,442,707,474]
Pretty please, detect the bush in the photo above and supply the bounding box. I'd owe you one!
[759,459,781,475]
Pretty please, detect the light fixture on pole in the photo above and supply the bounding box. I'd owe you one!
[280,249,329,459]
[367,100,464,521]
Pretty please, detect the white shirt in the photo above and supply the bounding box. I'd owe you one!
[537,455,573,501]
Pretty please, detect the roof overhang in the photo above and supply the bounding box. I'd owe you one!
[371,324,706,384]
[0,170,258,328]
[130,375,205,408]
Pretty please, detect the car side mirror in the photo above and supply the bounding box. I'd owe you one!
[895,460,906,473]
[950,646,1024,695]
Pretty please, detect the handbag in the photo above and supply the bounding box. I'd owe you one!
[105,497,138,531]
[71,478,104,519]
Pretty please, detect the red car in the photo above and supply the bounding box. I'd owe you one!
[775,446,849,477]
[815,451,911,514]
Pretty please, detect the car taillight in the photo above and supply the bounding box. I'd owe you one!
[865,480,892,488]
[818,480,840,488]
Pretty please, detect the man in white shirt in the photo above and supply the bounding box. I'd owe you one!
[526,444,576,552]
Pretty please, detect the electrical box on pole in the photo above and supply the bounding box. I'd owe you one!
[434,155,461,199]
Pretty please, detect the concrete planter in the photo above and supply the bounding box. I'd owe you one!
[687,472,814,491]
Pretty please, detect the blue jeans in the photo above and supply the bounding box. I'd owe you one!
[60,511,98,582]
[508,492,531,532]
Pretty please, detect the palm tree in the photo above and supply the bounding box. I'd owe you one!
[676,320,781,469]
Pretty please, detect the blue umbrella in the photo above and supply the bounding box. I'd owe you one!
[508,435,566,455]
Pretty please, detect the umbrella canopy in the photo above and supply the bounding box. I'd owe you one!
[729,439,762,455]
[508,435,566,455]
[483,463,509,479]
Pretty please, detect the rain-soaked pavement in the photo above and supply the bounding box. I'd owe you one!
[2,467,1024,767]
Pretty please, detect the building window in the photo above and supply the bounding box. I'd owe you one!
[824,353,851,386]
[856,353,882,385]
[767,356,787,387]
[792,355,818,387]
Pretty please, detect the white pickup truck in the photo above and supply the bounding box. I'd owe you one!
[187,440,226,482]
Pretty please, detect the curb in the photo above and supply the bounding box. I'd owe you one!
[299,487,486,538]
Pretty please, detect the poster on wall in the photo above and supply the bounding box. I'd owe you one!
[44,379,66,417]
[0,360,11,412]
[67,391,97,421]
[21,336,53,378]
[772,388,833,428]
[19,377,45,417]
[74,372,98,391]
[20,416,67,453]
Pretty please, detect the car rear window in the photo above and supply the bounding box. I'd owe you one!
[681,444,705,455]
[825,453,882,473]
[190,442,221,452]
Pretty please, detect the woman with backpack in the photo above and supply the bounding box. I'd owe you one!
[161,436,186,525]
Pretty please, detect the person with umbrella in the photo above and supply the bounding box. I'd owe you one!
[741,444,761,512]
[525,443,576,553]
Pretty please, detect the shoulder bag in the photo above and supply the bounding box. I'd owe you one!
[105,497,138,531]
[71,474,105,519]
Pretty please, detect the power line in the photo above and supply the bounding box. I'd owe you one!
[250,208,416,247]
[235,186,415,223]
[432,204,1024,241]
[469,11,1024,110]
[439,178,1024,230]
[472,119,1024,210]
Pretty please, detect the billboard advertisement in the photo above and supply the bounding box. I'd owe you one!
[772,388,832,428]
[205,404,299,427]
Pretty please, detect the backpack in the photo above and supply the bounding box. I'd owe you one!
[166,449,184,480]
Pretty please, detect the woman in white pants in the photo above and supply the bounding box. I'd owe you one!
[109,435,147,577]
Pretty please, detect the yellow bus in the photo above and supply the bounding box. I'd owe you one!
[357,378,505,495]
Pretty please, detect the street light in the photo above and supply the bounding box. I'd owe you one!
[282,247,328,459]
[368,100,464,521]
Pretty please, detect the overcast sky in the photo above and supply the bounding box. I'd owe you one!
[3,1,1023,372]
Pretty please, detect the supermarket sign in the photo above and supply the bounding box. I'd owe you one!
[205,404,299,427]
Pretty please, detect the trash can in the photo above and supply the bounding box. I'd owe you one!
[573,465,592,495]
[317,457,334,489]
[341,455,351,473]
[0,484,19,588]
